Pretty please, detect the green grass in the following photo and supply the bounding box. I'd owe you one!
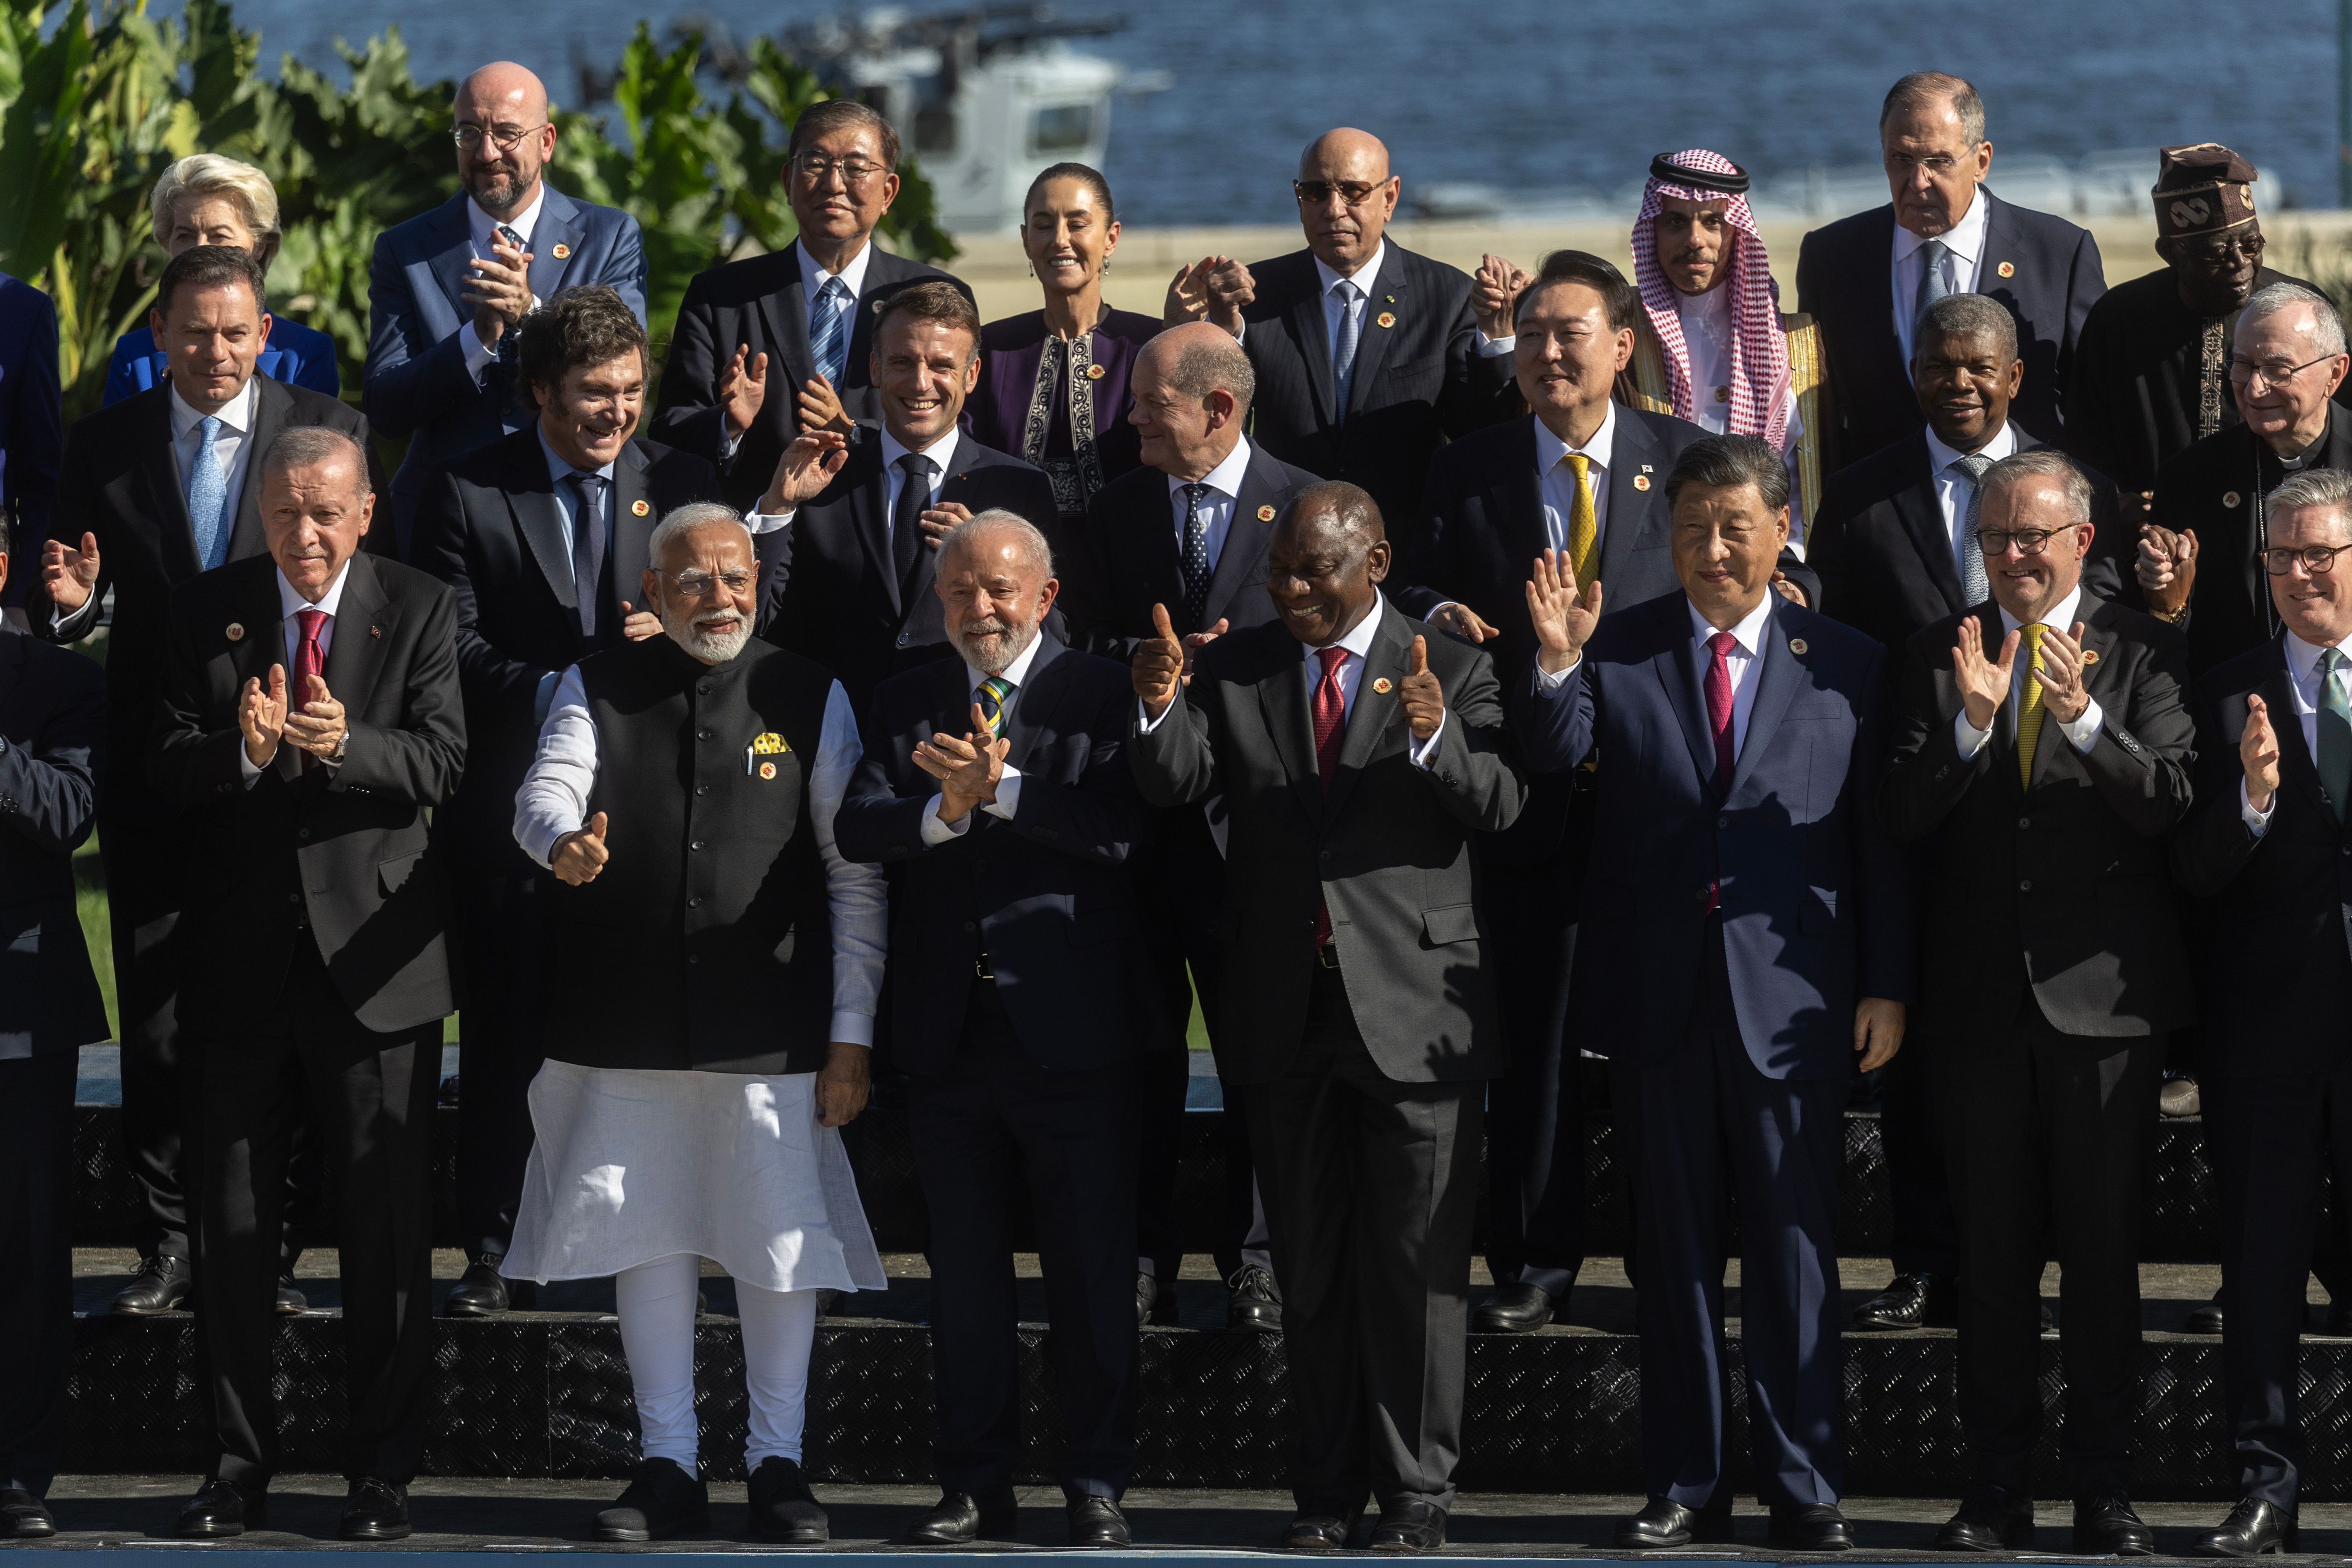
[73,840,116,1042]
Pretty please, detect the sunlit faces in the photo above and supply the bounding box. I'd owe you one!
[873,314,979,448]
[1670,478,1789,624]
[262,455,373,600]
[152,280,271,412]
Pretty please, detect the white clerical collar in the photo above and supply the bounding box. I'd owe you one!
[1687,591,1775,659]
[1171,434,1255,499]
[1533,400,1617,471]
[1894,185,1986,265]
[965,627,1045,694]
[1308,593,1386,663]
[169,374,256,441]
[276,559,353,618]
[880,422,960,475]
[1996,581,2085,637]
[1924,418,2019,474]
[469,183,547,248]
[1313,240,1386,302]
[799,236,875,301]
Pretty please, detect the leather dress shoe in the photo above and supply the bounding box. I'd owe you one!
[1616,1496,1734,1548]
[1369,1497,1446,1553]
[1851,1272,1956,1330]
[1770,1502,1853,1551]
[112,1256,193,1316]
[0,1489,56,1539]
[2161,1073,2203,1117]
[1229,1264,1283,1332]
[1067,1495,1130,1547]
[593,1457,708,1541]
[2188,1293,2225,1335]
[1935,1483,2033,1551]
[814,1287,843,1320]
[2195,1497,2298,1556]
[1137,1271,1178,1327]
[339,1477,410,1541]
[908,1490,1016,1544]
[276,1274,308,1315]
[1280,1506,1364,1550]
[746,1455,828,1543]
[176,1478,268,1538]
[1473,1282,1558,1333]
[445,1254,536,1318]
[2073,1492,2153,1555]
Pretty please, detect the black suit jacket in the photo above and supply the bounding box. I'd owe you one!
[1881,596,2194,1037]
[1059,440,1321,659]
[1809,423,2125,651]
[0,630,109,1058]
[1795,192,2106,471]
[835,632,1162,1071]
[1236,244,1519,553]
[407,425,723,870]
[2174,638,2352,1078]
[1128,600,1526,1084]
[2149,403,2352,677]
[149,553,466,1035]
[650,244,973,512]
[760,434,1058,708]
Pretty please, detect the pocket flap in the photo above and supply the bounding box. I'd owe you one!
[1422,903,1479,945]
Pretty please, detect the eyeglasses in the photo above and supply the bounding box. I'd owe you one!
[660,569,755,597]
[1884,151,1971,176]
[1293,179,1387,208]
[1976,525,2079,557]
[2229,352,2338,391]
[451,122,548,153]
[793,153,888,185]
[2184,234,2265,265]
[2263,542,2352,575]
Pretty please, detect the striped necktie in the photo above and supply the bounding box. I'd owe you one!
[975,675,1015,739]
[809,275,851,387]
[2016,623,2047,787]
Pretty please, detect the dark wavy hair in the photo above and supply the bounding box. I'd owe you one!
[517,286,649,408]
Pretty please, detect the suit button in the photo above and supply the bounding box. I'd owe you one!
[688,954,700,965]
[689,897,703,909]
[1717,815,1729,829]
[698,728,714,741]
[897,633,911,646]
[2019,879,2032,892]
[691,839,706,851]
[696,784,709,796]
[289,893,301,904]
[1319,850,1332,860]
[298,828,311,841]
[964,921,977,932]
[2019,817,2030,829]
[1695,887,1709,903]
[698,684,712,696]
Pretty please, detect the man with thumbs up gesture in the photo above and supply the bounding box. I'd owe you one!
[1130,481,1523,1555]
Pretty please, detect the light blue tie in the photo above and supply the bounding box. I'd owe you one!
[808,275,851,387]
[1330,278,1362,422]
[188,415,229,572]
[1914,238,1951,328]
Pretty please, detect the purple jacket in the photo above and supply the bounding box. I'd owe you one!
[967,307,1161,521]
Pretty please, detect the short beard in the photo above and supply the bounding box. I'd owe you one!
[663,602,752,664]
[465,167,527,215]
[947,611,1037,675]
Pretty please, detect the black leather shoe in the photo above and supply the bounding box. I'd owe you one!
[2186,1293,2223,1334]
[1067,1496,1130,1547]
[339,1477,410,1541]
[0,1489,56,1539]
[445,1253,540,1317]
[594,1457,708,1541]
[1473,1282,1558,1333]
[1617,1496,1734,1548]
[1369,1498,1446,1553]
[908,1490,1016,1545]
[2195,1497,2298,1556]
[276,1275,308,1316]
[814,1288,843,1320]
[1229,1265,1283,1332]
[2073,1493,2153,1555]
[112,1256,194,1316]
[1281,1507,1363,1550]
[1770,1502,1853,1551]
[1935,1483,2033,1551]
[746,1456,827,1543]
[1137,1272,1178,1327]
[1851,1272,1957,1330]
[176,1478,268,1538]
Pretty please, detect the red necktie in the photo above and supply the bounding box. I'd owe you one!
[1311,645,1348,943]
[1704,630,1736,912]
[294,608,328,771]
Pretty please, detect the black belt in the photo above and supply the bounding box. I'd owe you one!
[975,950,996,981]
[1315,943,1341,971]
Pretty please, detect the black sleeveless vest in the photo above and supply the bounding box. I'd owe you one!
[544,635,838,1074]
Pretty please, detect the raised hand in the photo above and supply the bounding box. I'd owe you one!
[919,499,972,546]
[1429,602,1497,645]
[463,227,533,345]
[1398,635,1445,740]
[2241,692,2281,814]
[1133,601,1185,718]
[759,429,851,514]
[1180,617,1229,684]
[1472,252,1527,339]
[2136,523,2197,612]
[1769,569,1808,606]
[617,601,662,641]
[43,531,100,611]
[718,344,769,438]
[1524,549,1602,674]
[281,672,348,759]
[551,811,610,886]
[1952,615,2019,733]
[239,662,288,769]
[2031,620,2092,723]
[1165,255,1253,334]
[796,371,852,436]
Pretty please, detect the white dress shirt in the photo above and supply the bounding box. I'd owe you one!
[2243,629,2340,834]
[1923,419,2020,579]
[1427,408,1614,628]
[1235,240,1514,360]
[512,666,889,1044]
[1891,187,1988,368]
[719,239,876,456]
[459,183,549,379]
[917,631,1047,845]
[1168,435,1256,573]
[1531,592,1776,762]
[760,424,957,546]
[238,560,354,784]
[1674,283,1806,463]
[1954,583,2106,760]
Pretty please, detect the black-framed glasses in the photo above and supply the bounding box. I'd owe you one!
[2263,542,2352,575]
[793,153,888,185]
[1976,525,2079,557]
[2184,234,2265,265]
[659,569,755,597]
[1293,179,1387,208]
[452,122,547,153]
[2229,352,2337,390]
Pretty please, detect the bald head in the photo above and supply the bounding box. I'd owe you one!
[1295,127,1398,274]
[1266,482,1390,647]
[453,61,555,219]
[1130,322,1255,481]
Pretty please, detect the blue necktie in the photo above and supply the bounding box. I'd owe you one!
[1330,278,1362,422]
[809,275,851,387]
[567,472,608,642]
[188,415,229,572]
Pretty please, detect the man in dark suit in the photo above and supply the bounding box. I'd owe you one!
[838,511,1157,1549]
[37,244,386,1318]
[2172,470,2352,1557]
[1883,449,2192,1554]
[0,273,60,625]
[1130,482,1525,1554]
[1166,129,1519,555]
[750,282,1055,709]
[653,100,972,515]
[150,426,464,1542]
[1795,72,2104,472]
[1059,320,1317,1328]
[0,521,108,1540]
[363,61,648,548]
[1515,435,1911,1552]
[408,285,723,1315]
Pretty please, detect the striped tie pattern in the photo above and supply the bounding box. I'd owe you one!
[2016,623,2047,787]
[975,676,1014,738]
[809,275,851,387]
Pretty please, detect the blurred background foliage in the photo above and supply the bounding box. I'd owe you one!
[0,0,957,424]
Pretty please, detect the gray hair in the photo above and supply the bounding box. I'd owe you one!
[937,508,1054,578]
[1663,433,1791,515]
[1166,332,1256,415]
[1979,448,2094,527]
[2267,468,2352,538]
[1880,71,1985,149]
[1914,292,2018,365]
[261,426,367,485]
[647,502,754,567]
[2239,281,2348,359]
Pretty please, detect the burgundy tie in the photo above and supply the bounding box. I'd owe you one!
[1310,645,1348,943]
[1704,630,1736,912]
[293,608,328,773]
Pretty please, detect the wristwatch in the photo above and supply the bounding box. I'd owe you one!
[328,732,349,765]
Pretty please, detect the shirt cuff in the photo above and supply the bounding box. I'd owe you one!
[238,745,268,787]
[1534,655,1579,689]
[1137,697,1176,733]
[747,508,793,533]
[2059,698,2104,754]
[918,795,969,845]
[1475,332,1515,357]
[827,1010,875,1048]
[1408,712,1446,768]
[1956,712,1993,759]
[721,424,743,459]
[2241,776,2276,837]
[460,320,498,382]
[983,767,1022,820]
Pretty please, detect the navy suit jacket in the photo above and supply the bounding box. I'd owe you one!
[1796,191,2105,471]
[0,273,61,611]
[1514,590,1914,1078]
[363,186,647,542]
[834,631,1160,1072]
[0,629,109,1057]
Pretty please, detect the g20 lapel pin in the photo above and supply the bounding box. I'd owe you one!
[1375,312,1397,329]
[759,761,778,780]
[2080,648,2101,666]
[1258,504,1276,521]
[632,499,651,516]
[2223,491,2243,509]
[1371,677,1394,694]
[551,243,572,260]
[370,624,383,639]
[1633,474,1652,491]
[1086,363,1106,380]
[1789,637,1809,655]
[1996,261,2016,278]
[226,622,245,641]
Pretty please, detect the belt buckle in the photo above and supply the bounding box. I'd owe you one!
[974,953,996,981]
[1316,943,1341,971]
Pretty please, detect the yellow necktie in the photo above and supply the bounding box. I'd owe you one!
[1565,452,1598,590]
[2016,623,2047,787]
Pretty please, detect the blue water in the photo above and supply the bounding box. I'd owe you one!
[151,0,2340,227]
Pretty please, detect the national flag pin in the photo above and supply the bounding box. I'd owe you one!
[2081,648,2101,665]
[1641,464,1653,472]
[633,499,651,516]
[1372,677,1394,694]
[1996,261,2016,278]
[1789,637,1809,655]
[1633,474,1651,491]
[551,243,571,260]
[1384,294,1395,304]
[1375,312,1396,329]
[1086,363,1106,379]
[2223,490,2242,508]
[1257,504,1276,521]
[226,622,244,641]
[370,624,382,638]
[759,760,778,780]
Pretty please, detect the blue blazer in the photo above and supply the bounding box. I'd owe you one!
[104,317,340,406]
[0,272,61,611]
[1514,589,1914,1077]
[834,631,1163,1074]
[0,629,109,1057]
[362,186,646,538]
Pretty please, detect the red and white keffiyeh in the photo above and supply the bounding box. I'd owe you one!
[1633,149,1792,452]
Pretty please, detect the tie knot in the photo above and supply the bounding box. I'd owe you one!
[2324,646,2344,676]
[1331,278,1360,302]
[1707,630,1738,658]
[2022,621,2047,659]
[497,224,525,250]
[1184,481,1208,506]
[198,414,222,442]
[1923,238,1948,262]
[1952,452,1994,481]
[297,608,328,638]
[1564,451,1590,480]
[1316,645,1349,678]
[899,453,934,480]
[570,469,603,493]
[819,275,849,300]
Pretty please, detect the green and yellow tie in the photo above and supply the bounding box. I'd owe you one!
[2016,623,2047,787]
[976,676,1015,738]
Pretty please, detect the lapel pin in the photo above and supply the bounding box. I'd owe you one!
[1633,474,1652,491]
[1086,363,1106,380]
[226,622,245,641]
[550,242,571,260]
[2223,490,2242,508]
[1372,677,1394,694]
[1641,464,1654,473]
[1996,261,2016,278]
[1258,504,1276,521]
[2081,648,2101,665]
[370,624,383,639]
[759,760,778,780]
[1376,311,1397,329]
[1789,637,1809,655]
[632,499,651,516]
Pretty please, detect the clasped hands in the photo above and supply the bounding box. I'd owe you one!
[2136,521,2196,613]
[239,663,347,769]
[915,702,1012,824]
[1951,615,2091,730]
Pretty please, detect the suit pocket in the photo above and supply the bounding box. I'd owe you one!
[1799,886,1840,935]
[1422,903,1479,945]
[377,850,425,898]
[1386,353,1443,387]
